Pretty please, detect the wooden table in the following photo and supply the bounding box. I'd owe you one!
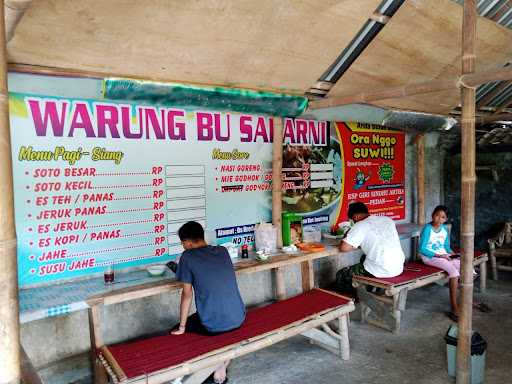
[20,222,422,320]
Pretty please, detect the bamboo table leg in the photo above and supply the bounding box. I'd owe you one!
[479,259,487,292]
[338,315,350,361]
[273,267,286,300]
[301,260,314,292]
[489,247,498,280]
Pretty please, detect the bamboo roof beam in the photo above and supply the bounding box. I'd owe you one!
[475,112,512,124]
[492,96,512,115]
[308,66,512,110]
[4,0,32,42]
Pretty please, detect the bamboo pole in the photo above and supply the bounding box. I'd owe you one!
[272,117,285,299]
[0,1,20,383]
[309,66,512,110]
[416,135,426,226]
[272,117,283,246]
[4,0,32,42]
[457,1,477,383]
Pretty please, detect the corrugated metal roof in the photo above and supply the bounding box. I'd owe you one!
[453,0,512,28]
[449,1,512,141]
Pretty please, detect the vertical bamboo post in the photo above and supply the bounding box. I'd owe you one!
[416,134,426,226]
[272,117,283,247]
[0,1,21,383]
[457,1,477,383]
[272,117,285,300]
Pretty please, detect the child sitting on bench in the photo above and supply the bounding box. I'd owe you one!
[419,205,460,320]
[171,221,246,384]
[419,205,491,322]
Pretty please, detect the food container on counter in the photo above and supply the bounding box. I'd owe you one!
[302,225,321,243]
[282,212,302,246]
[254,222,277,252]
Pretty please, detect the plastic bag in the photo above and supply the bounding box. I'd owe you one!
[254,223,278,252]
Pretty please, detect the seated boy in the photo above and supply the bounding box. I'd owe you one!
[170,221,245,384]
[339,201,405,278]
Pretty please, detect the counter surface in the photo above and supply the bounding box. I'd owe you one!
[19,223,422,323]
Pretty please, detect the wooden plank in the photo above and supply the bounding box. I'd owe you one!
[8,0,382,94]
[88,306,103,349]
[99,346,128,383]
[301,328,339,350]
[301,260,314,292]
[88,306,108,384]
[87,280,183,306]
[235,247,339,275]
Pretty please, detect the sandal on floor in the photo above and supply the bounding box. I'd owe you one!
[473,302,492,313]
[446,311,459,322]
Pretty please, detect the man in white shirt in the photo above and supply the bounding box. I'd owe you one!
[339,202,405,278]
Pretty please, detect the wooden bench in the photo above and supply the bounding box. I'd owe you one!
[88,288,354,384]
[352,251,488,333]
[488,222,512,280]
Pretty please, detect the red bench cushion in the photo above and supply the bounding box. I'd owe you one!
[106,289,350,379]
[353,261,443,286]
[354,250,487,287]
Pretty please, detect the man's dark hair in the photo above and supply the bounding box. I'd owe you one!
[348,201,369,219]
[178,221,205,241]
[432,205,449,217]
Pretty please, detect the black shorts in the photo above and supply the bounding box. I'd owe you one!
[172,313,238,336]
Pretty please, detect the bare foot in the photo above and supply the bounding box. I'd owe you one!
[213,360,230,383]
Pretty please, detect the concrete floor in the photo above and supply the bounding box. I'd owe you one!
[227,274,512,384]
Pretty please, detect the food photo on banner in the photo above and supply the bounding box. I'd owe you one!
[281,121,405,239]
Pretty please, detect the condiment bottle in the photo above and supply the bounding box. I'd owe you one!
[241,244,249,259]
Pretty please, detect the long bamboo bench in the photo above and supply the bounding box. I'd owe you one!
[352,251,488,333]
[88,287,354,384]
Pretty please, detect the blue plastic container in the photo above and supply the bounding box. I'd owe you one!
[445,325,487,384]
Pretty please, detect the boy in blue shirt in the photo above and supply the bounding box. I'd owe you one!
[170,221,245,383]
